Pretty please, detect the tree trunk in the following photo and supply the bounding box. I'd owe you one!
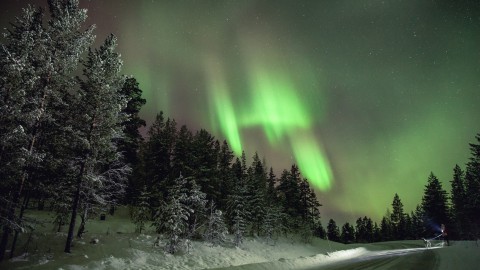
[64,162,86,253]
[76,205,88,239]
[9,193,30,258]
[0,226,11,262]
[65,105,96,253]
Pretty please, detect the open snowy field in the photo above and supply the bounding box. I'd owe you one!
[1,208,478,270]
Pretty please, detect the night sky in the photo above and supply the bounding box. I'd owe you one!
[2,0,479,225]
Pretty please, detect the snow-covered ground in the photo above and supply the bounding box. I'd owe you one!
[2,208,479,269]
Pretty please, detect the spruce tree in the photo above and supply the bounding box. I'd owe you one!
[373,222,381,242]
[132,186,151,234]
[450,164,466,239]
[227,170,247,247]
[185,178,207,238]
[326,219,340,242]
[410,205,425,239]
[380,216,392,241]
[465,134,480,238]
[191,129,218,203]
[140,113,177,208]
[154,174,191,254]
[141,112,165,205]
[246,152,267,236]
[355,217,365,242]
[298,178,311,222]
[403,213,413,240]
[277,165,301,230]
[217,140,234,210]
[262,205,284,244]
[390,193,406,240]
[340,222,355,244]
[119,77,146,203]
[266,167,278,203]
[421,172,449,237]
[305,182,322,230]
[313,221,327,239]
[364,217,374,243]
[171,125,194,179]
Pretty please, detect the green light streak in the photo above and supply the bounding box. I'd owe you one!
[242,64,311,144]
[204,58,242,155]
[232,40,333,190]
[291,132,332,190]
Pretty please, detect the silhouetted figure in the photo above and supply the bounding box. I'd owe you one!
[441,224,449,246]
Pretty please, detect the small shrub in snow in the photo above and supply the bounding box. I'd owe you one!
[90,238,99,244]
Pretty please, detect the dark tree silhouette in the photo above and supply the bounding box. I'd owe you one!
[326,219,340,242]
[421,172,449,237]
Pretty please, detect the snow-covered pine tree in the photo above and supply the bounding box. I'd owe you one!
[164,196,188,254]
[204,202,228,246]
[246,153,267,236]
[227,182,247,247]
[168,174,192,253]
[132,186,151,234]
[64,34,129,253]
[186,178,207,239]
[298,218,314,243]
[262,205,283,245]
[0,9,42,246]
[152,174,192,254]
[0,0,95,260]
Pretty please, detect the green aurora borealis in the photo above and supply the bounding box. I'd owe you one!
[2,0,479,224]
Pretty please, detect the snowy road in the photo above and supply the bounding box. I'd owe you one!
[310,243,438,270]
[211,242,443,270]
